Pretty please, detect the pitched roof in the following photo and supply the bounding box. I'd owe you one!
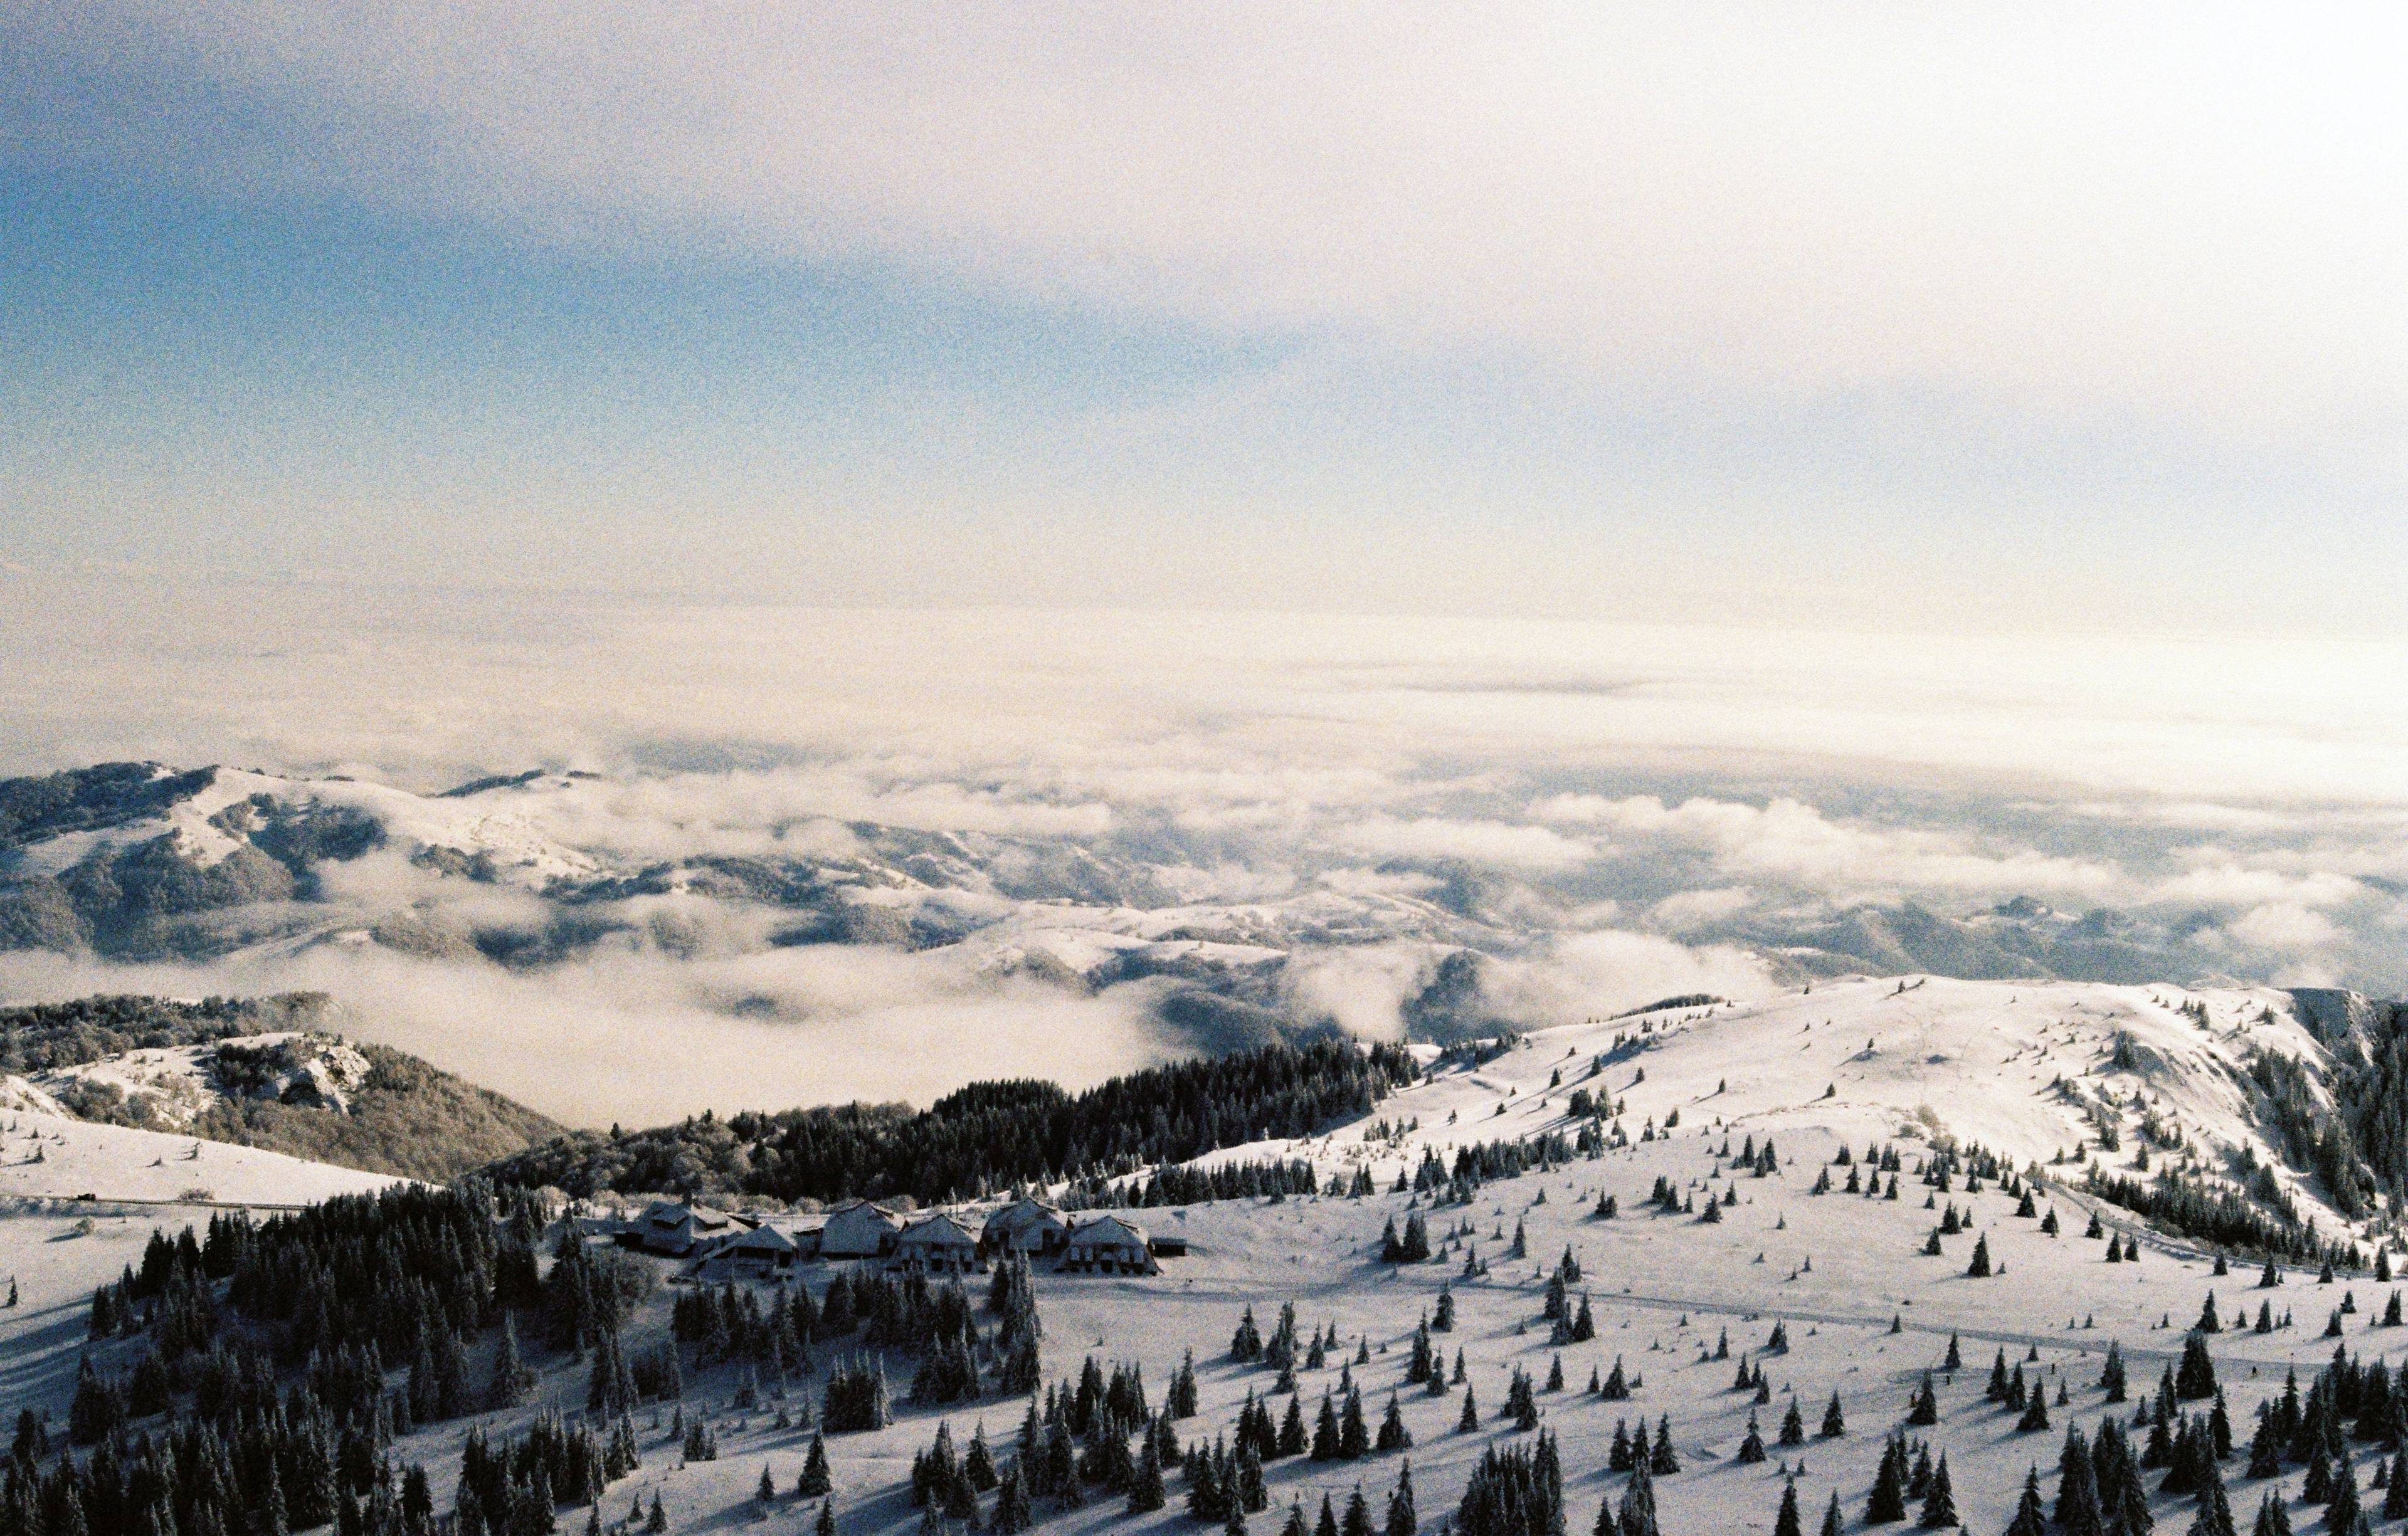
[826,1198,902,1224]
[725,1224,799,1253]
[897,1214,980,1246]
[642,1201,732,1231]
[1067,1214,1151,1248]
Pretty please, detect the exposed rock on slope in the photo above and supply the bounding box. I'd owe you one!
[0,994,561,1181]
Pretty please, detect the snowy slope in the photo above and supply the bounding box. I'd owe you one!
[0,1108,398,1207]
[486,981,2393,1536]
[1186,977,2345,1238]
[22,1029,375,1127]
[9,974,2394,1536]
[0,1108,402,1424]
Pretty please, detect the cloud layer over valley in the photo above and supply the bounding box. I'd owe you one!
[4,582,2405,1125]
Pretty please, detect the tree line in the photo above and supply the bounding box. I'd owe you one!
[483,1039,1419,1206]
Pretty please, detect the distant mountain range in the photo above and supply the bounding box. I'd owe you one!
[0,761,2321,1054]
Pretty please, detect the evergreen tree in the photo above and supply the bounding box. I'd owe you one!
[1341,1387,1372,1459]
[2058,1428,2103,1536]
[800,1431,832,1497]
[1868,1437,1909,1524]
[2327,1456,2363,1536]
[1130,1439,1168,1514]
[2020,1388,2052,1433]
[488,1315,536,1411]
[1920,1454,1959,1528]
[1344,1485,1375,1536]
[993,1468,1032,1533]
[1908,1376,1940,1426]
[2007,1468,2049,1536]
[1378,1465,1415,1536]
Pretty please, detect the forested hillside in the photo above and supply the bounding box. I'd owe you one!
[483,1039,1420,1204]
[0,994,563,1181]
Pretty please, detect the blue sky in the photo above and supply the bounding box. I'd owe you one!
[3,3,2402,627]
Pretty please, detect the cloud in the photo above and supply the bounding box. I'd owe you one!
[2221,903,2345,957]
[1545,793,2117,902]
[1281,944,1432,1043]
[1646,887,1759,935]
[9,2,2403,454]
[1334,816,1595,873]
[0,939,1180,1127]
[8,587,2408,1127]
[2147,860,2368,914]
[1477,931,1776,1028]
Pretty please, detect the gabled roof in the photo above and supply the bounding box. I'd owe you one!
[1066,1214,1150,1248]
[826,1198,903,1225]
[897,1214,980,1246]
[643,1201,732,1231]
[725,1224,800,1253]
[982,1197,1068,1236]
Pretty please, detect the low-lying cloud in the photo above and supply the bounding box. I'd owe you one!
[3,583,2407,1125]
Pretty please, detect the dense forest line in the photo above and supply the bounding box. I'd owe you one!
[483,1039,1420,1206]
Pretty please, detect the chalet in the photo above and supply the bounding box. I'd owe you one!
[624,1201,738,1258]
[980,1197,1069,1258]
[1059,1214,1158,1275]
[712,1223,801,1276]
[892,1214,985,1275]
[820,1199,903,1259]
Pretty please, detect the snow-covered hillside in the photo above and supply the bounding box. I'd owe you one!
[18,1029,374,1127]
[309,979,2402,1536]
[0,1108,400,1429]
[21,974,2408,1536]
[1191,976,2351,1238]
[0,1108,398,1208]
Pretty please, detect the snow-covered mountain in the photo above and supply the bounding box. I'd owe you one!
[1,762,2302,1071]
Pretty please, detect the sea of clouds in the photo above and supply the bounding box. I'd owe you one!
[2,579,2404,1125]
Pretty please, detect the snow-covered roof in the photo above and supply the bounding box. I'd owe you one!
[642,1201,732,1233]
[897,1214,980,1247]
[1066,1214,1150,1248]
[722,1224,798,1253]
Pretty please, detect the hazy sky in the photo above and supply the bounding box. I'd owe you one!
[5,4,2403,626]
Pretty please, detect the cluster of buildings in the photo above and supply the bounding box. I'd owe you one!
[608,1194,1184,1281]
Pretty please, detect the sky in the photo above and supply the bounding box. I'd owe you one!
[3,3,2404,626]
[4,8,2407,1118]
